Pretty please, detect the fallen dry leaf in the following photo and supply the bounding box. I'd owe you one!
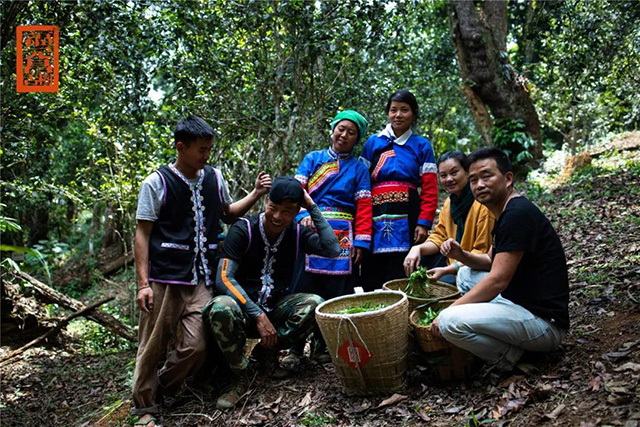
[607,394,632,405]
[415,408,433,422]
[579,419,602,427]
[588,375,602,391]
[602,350,631,360]
[298,391,312,407]
[544,403,566,419]
[376,393,407,409]
[613,362,640,373]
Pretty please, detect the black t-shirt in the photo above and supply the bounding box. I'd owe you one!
[492,197,570,329]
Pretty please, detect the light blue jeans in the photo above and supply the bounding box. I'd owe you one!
[438,267,567,370]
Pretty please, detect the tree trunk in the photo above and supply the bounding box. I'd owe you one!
[0,1,31,51]
[447,0,542,159]
[15,271,136,342]
[0,296,114,366]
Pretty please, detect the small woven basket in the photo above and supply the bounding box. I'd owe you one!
[383,279,459,313]
[430,346,477,381]
[409,300,456,353]
[315,290,408,396]
[410,300,476,381]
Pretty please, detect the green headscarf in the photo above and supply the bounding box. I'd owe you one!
[331,110,368,143]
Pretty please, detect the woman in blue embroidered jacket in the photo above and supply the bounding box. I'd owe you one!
[292,110,372,361]
[293,110,372,297]
[359,90,438,290]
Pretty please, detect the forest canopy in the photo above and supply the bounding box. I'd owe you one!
[1,0,639,264]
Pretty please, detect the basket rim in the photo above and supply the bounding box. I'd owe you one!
[382,279,458,301]
[409,310,431,330]
[315,290,408,319]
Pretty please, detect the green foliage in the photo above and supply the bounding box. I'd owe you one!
[491,118,536,170]
[336,301,387,315]
[300,411,335,426]
[522,0,640,149]
[404,266,433,298]
[1,0,638,284]
[67,305,134,354]
[416,306,443,327]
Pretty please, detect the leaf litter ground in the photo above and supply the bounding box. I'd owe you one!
[1,142,639,427]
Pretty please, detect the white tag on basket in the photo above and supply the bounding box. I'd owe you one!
[353,286,364,294]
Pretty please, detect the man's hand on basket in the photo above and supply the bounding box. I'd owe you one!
[429,316,441,338]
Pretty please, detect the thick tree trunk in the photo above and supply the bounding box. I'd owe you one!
[447,0,542,159]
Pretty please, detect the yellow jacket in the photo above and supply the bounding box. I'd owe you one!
[427,198,495,264]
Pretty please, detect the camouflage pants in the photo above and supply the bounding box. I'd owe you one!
[203,293,324,371]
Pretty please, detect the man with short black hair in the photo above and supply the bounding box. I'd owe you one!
[132,115,271,426]
[433,147,569,371]
[203,176,340,409]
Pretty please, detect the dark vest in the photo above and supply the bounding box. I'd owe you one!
[148,165,222,285]
[235,215,300,307]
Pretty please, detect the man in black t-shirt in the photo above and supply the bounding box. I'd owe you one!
[433,147,569,371]
[202,176,340,409]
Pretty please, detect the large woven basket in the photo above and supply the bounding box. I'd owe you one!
[383,278,459,312]
[315,291,408,396]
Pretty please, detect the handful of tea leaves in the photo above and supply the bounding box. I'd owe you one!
[336,301,387,315]
[416,306,443,327]
[403,266,433,298]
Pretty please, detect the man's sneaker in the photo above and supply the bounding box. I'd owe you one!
[311,348,332,364]
[216,371,250,409]
[280,351,301,371]
[268,351,300,379]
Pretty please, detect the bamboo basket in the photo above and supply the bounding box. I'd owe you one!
[409,300,456,353]
[430,346,477,381]
[383,278,459,312]
[410,300,476,381]
[315,291,408,396]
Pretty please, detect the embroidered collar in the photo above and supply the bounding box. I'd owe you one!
[256,212,286,309]
[378,123,413,146]
[169,163,203,188]
[168,163,211,285]
[328,146,351,160]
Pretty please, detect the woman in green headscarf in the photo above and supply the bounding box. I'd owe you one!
[291,110,372,360]
[403,151,495,284]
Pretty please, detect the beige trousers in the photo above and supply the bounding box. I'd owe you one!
[131,281,212,415]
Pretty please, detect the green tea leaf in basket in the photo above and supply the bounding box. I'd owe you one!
[416,306,443,327]
[336,301,388,315]
[404,266,433,298]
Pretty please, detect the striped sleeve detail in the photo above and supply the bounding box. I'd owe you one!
[420,162,437,174]
[221,259,246,304]
[294,174,308,186]
[354,189,371,201]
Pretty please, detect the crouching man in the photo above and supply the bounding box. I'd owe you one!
[432,147,569,371]
[202,176,340,409]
